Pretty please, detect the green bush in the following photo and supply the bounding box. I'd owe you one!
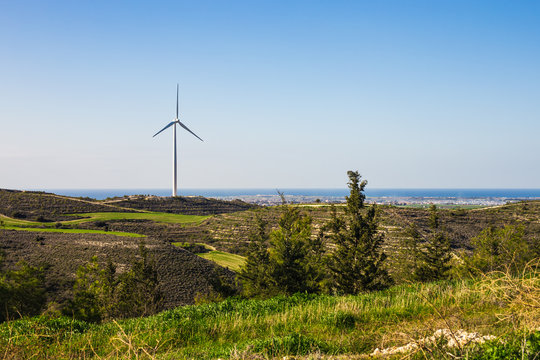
[461,225,533,276]
[0,261,46,322]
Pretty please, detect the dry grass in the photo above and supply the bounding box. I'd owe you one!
[476,258,540,330]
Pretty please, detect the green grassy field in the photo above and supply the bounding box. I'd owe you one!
[66,212,210,224]
[197,251,246,272]
[1,275,538,359]
[1,212,208,227]
[0,225,145,237]
[172,242,245,271]
[0,212,209,238]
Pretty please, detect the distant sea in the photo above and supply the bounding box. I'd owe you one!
[37,188,540,201]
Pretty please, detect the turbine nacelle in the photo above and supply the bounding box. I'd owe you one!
[152,120,203,141]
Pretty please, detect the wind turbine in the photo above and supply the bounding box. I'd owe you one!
[153,85,203,197]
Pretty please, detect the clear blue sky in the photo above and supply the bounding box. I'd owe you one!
[1,0,539,189]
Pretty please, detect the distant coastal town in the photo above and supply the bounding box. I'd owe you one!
[209,194,540,207]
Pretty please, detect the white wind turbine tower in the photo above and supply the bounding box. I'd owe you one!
[153,85,203,197]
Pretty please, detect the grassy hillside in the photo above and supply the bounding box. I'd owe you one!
[1,273,538,359]
[0,225,144,237]
[0,189,132,221]
[166,201,540,256]
[1,189,539,337]
[66,212,209,225]
[0,229,234,308]
[107,195,258,215]
[197,251,246,272]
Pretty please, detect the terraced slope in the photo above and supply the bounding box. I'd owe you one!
[0,189,133,221]
[170,201,540,256]
[0,229,233,308]
[108,195,258,215]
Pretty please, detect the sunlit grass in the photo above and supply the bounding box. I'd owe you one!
[67,212,209,224]
[198,251,246,272]
[0,225,145,237]
[1,279,523,359]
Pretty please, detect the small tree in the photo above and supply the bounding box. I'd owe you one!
[237,216,273,297]
[0,258,46,323]
[392,223,423,283]
[464,225,531,275]
[327,171,391,294]
[65,256,108,323]
[268,205,316,294]
[414,205,452,282]
[239,204,323,297]
[65,242,163,322]
[115,242,163,318]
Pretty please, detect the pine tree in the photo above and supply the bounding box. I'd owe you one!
[268,205,316,294]
[415,205,452,281]
[116,241,163,318]
[0,257,45,322]
[237,216,273,297]
[66,256,108,322]
[393,223,423,283]
[327,171,391,294]
[66,242,163,321]
[465,225,531,275]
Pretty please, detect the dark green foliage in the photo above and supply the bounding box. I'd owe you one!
[327,171,391,294]
[324,311,357,330]
[11,211,26,219]
[393,223,423,282]
[64,242,163,322]
[415,231,452,281]
[175,242,210,254]
[429,203,439,229]
[114,242,163,318]
[463,225,532,275]
[0,254,46,322]
[415,205,452,281]
[237,216,273,297]
[394,206,452,283]
[239,206,324,296]
[268,206,319,295]
[64,256,106,322]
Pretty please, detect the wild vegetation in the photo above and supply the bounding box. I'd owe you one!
[0,269,538,359]
[107,195,257,215]
[0,173,539,358]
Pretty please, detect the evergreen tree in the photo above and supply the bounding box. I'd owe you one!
[268,205,316,294]
[393,223,423,283]
[237,216,273,297]
[464,225,531,275]
[65,256,108,322]
[0,255,46,322]
[327,171,391,294]
[116,241,163,318]
[415,205,452,281]
[65,242,163,322]
[304,226,328,292]
[239,204,324,296]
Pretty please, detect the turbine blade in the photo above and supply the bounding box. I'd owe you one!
[178,120,204,141]
[176,84,179,119]
[152,121,176,137]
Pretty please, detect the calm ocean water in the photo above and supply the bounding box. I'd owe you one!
[38,188,540,200]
